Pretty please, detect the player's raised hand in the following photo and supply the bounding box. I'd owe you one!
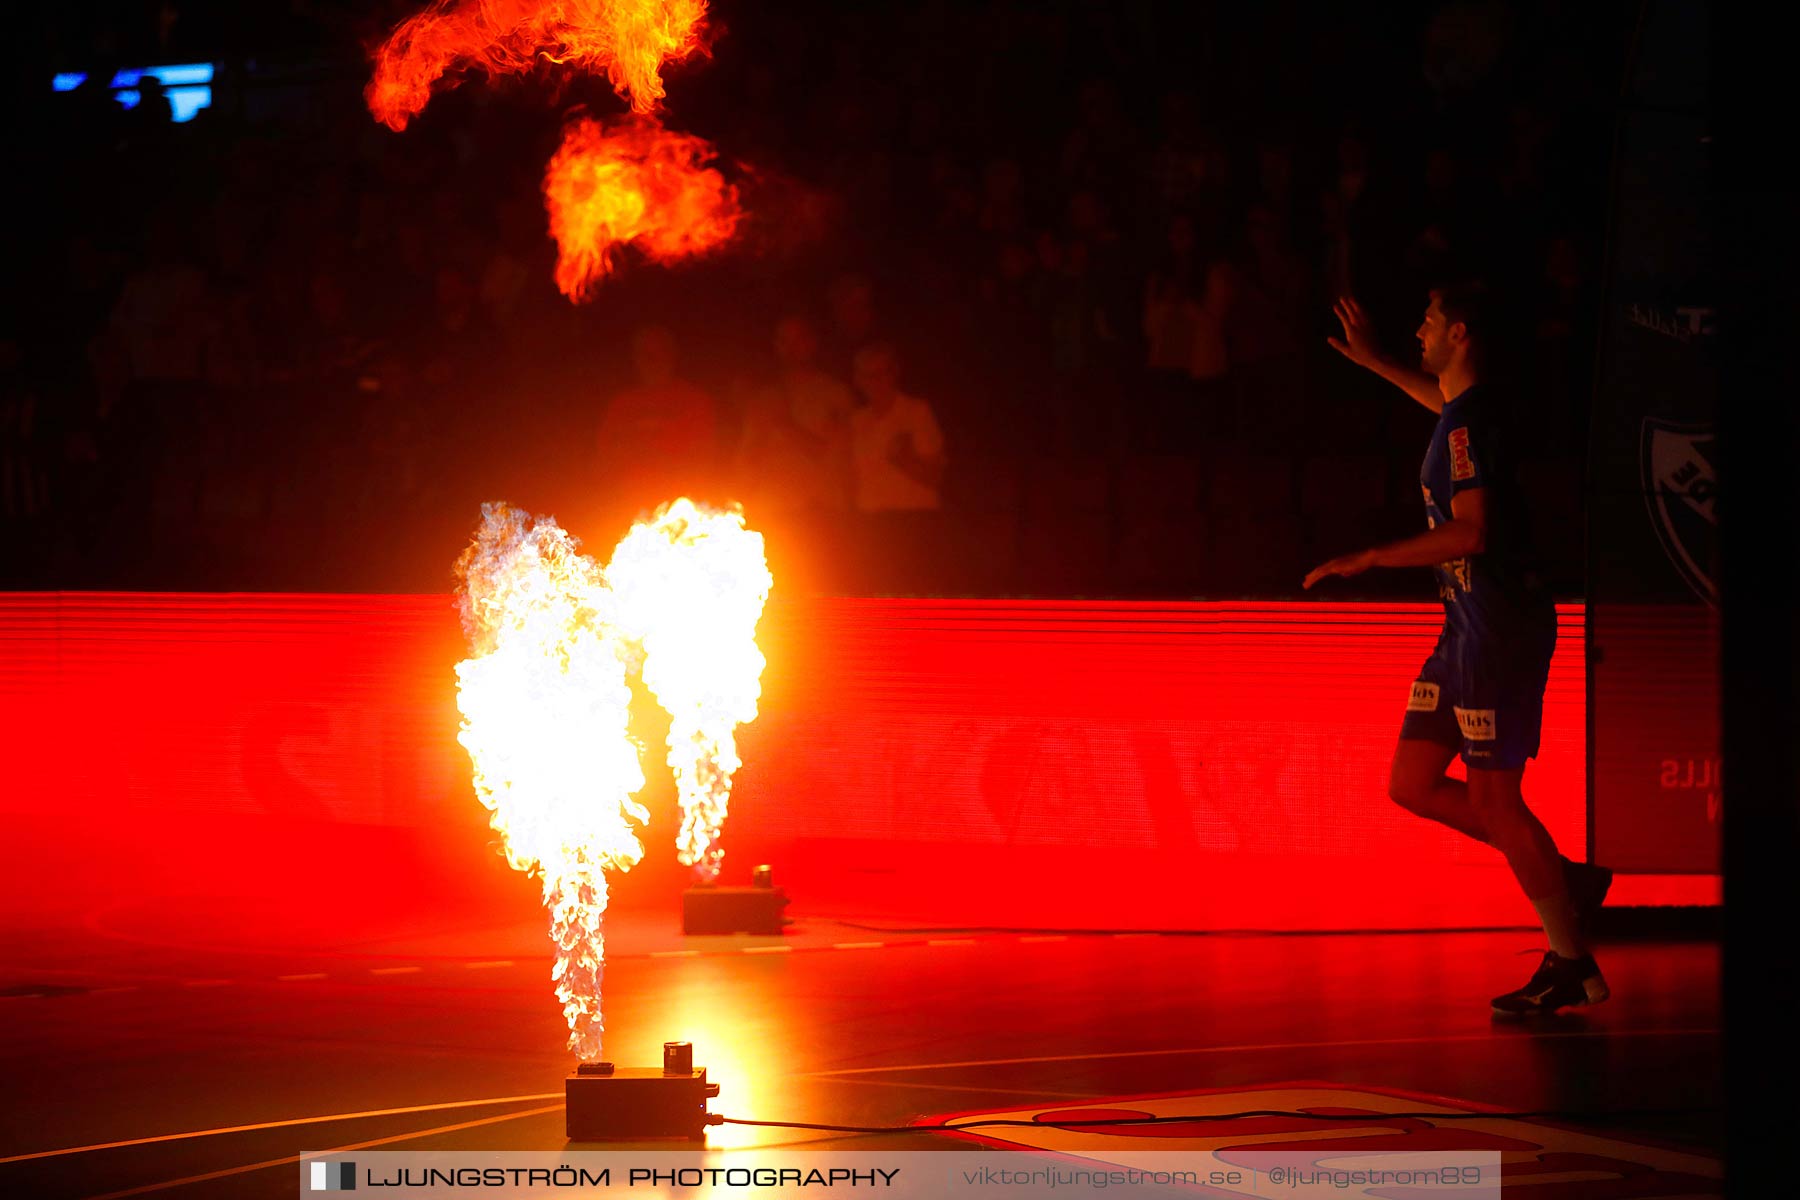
[1327,295,1380,366]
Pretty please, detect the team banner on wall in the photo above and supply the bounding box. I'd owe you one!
[1586,0,1719,873]
[726,599,1588,930]
[0,594,1587,932]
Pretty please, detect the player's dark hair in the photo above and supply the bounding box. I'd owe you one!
[1429,279,1493,347]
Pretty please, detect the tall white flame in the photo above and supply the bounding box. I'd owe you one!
[607,499,772,883]
[454,502,648,1061]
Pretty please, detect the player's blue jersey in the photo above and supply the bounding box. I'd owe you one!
[1420,384,1554,640]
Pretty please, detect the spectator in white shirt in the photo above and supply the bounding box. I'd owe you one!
[849,343,946,512]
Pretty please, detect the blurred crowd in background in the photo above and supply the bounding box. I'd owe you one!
[3,0,1623,595]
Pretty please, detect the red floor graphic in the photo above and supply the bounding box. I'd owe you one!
[927,1081,1722,1197]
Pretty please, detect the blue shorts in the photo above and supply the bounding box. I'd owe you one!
[1399,618,1557,770]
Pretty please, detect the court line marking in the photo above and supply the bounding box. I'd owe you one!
[0,1093,565,1165]
[823,1077,1098,1100]
[798,1028,1724,1078]
[5,930,1039,989]
[78,1103,564,1200]
[14,935,932,992]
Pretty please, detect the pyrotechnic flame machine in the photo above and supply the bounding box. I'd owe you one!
[682,861,790,935]
[566,1041,722,1141]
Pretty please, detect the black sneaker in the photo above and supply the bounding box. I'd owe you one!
[1563,858,1614,928]
[1491,950,1610,1018]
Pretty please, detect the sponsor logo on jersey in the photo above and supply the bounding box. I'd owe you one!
[1448,427,1474,481]
[1407,682,1440,712]
[1456,707,1497,741]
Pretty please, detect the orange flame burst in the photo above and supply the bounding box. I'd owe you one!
[367,0,709,131]
[607,499,772,883]
[543,115,743,300]
[454,502,648,1061]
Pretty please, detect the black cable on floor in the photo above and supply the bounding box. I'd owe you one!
[716,1107,1722,1135]
[828,921,1551,938]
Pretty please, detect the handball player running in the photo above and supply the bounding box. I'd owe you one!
[1304,284,1613,1016]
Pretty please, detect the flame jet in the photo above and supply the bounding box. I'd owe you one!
[369,0,748,298]
[368,0,709,131]
[544,114,743,301]
[607,499,772,883]
[454,502,649,1060]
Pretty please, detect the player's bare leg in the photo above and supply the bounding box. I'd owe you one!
[1471,766,1609,1016]
[1468,767,1571,936]
[1388,738,1489,844]
[1388,740,1611,927]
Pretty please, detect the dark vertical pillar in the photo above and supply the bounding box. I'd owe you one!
[1716,1,1799,1190]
